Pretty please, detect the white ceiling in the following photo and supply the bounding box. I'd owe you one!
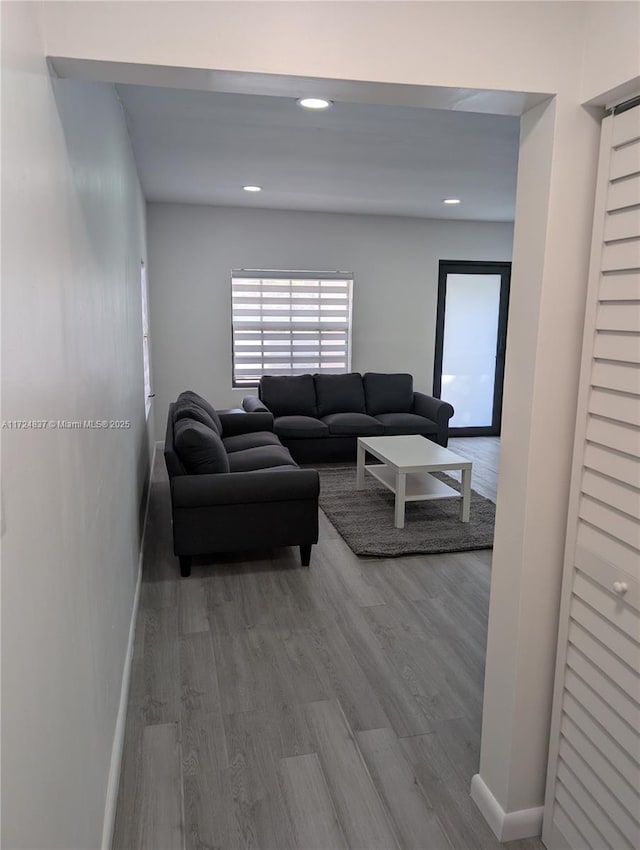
[116,84,520,221]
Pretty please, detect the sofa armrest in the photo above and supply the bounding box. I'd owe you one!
[413,392,454,446]
[413,392,454,425]
[219,410,274,436]
[243,395,270,414]
[171,468,319,508]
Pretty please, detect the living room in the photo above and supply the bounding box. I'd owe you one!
[2,3,638,850]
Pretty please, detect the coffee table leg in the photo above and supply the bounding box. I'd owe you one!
[460,467,471,522]
[356,441,365,489]
[394,471,406,528]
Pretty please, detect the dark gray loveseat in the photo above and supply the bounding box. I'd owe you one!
[164,390,319,576]
[243,372,454,463]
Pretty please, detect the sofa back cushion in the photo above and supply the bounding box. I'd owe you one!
[314,373,365,417]
[174,400,219,433]
[174,418,230,474]
[260,375,317,417]
[364,373,414,415]
[164,405,187,477]
[177,390,222,434]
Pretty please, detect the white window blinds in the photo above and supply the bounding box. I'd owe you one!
[231,270,353,386]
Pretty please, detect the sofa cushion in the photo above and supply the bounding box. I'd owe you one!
[227,445,298,472]
[364,373,414,416]
[376,412,438,436]
[177,390,222,434]
[174,400,218,433]
[314,373,365,417]
[274,416,329,439]
[321,412,384,436]
[260,375,317,417]
[174,418,230,474]
[251,465,299,473]
[222,431,282,453]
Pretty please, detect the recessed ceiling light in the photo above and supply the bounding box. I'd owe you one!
[243,185,262,192]
[297,97,332,110]
[443,198,461,205]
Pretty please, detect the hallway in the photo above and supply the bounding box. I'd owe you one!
[113,439,543,849]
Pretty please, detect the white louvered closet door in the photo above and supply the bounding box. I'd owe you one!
[542,103,640,850]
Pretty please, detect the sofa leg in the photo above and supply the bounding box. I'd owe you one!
[178,556,192,578]
[300,544,312,567]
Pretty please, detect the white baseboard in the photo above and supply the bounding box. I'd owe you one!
[100,442,156,850]
[470,774,544,842]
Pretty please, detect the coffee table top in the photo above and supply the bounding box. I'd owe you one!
[358,435,471,472]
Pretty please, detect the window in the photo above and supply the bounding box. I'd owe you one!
[141,261,152,417]
[231,270,353,387]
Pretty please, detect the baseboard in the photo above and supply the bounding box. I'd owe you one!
[470,774,544,842]
[100,442,156,850]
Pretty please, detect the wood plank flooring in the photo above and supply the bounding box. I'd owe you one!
[113,437,544,850]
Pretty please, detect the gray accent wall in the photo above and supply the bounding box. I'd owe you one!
[1,5,150,848]
[147,203,513,439]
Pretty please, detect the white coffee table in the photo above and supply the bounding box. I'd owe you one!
[356,435,472,529]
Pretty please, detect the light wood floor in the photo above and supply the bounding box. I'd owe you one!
[113,436,543,850]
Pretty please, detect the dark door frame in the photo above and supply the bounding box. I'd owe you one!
[433,260,511,437]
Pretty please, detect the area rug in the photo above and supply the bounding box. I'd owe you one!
[317,465,495,557]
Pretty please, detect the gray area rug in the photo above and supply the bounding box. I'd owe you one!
[317,465,495,557]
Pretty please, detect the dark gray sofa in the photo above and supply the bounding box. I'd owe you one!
[164,390,319,577]
[243,372,454,463]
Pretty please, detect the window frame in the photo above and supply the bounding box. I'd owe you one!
[231,269,354,388]
[141,260,153,419]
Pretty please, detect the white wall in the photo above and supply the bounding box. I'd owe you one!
[42,1,587,96]
[29,0,640,841]
[1,4,150,848]
[147,203,513,438]
[581,1,640,104]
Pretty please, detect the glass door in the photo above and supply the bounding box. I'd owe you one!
[433,261,511,436]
